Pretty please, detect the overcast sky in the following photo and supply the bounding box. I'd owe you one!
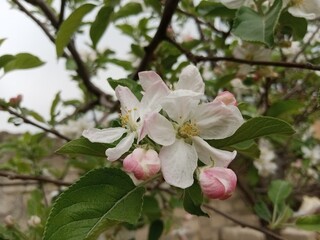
[0,1,130,133]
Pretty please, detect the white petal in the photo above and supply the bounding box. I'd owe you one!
[140,78,170,115]
[160,139,198,188]
[138,71,169,92]
[161,91,200,124]
[142,112,176,146]
[192,136,237,167]
[219,0,249,9]
[193,101,244,139]
[106,132,135,161]
[176,65,205,94]
[82,127,126,143]
[115,86,140,117]
[288,1,320,20]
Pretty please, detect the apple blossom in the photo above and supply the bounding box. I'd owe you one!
[198,167,237,200]
[123,148,161,180]
[287,0,320,20]
[145,92,243,189]
[254,139,277,177]
[83,80,171,161]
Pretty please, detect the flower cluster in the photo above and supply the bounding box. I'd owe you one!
[83,65,244,199]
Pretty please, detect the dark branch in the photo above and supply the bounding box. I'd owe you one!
[2,106,71,141]
[132,0,180,79]
[0,171,71,186]
[203,204,285,240]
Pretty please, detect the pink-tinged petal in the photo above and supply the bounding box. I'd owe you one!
[123,148,160,180]
[138,71,168,92]
[288,1,320,20]
[193,101,244,139]
[213,91,237,106]
[115,86,140,117]
[161,91,201,124]
[192,136,236,167]
[140,78,170,115]
[141,112,176,146]
[106,132,135,161]
[176,65,205,94]
[82,127,126,143]
[199,167,237,200]
[160,139,198,189]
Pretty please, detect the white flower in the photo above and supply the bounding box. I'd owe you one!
[145,92,243,188]
[27,215,41,227]
[83,81,168,161]
[254,139,277,177]
[294,196,320,217]
[287,0,320,20]
[302,145,320,165]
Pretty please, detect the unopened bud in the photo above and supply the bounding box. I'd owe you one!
[123,148,160,180]
[214,91,237,106]
[198,167,237,200]
[4,215,15,228]
[27,215,41,227]
[9,94,23,107]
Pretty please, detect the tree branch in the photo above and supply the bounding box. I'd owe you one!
[203,204,285,240]
[132,0,180,79]
[166,37,320,71]
[2,105,71,141]
[0,171,71,186]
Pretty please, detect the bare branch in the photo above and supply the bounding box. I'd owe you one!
[0,171,71,186]
[133,0,180,79]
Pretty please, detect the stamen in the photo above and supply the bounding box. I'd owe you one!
[179,122,199,138]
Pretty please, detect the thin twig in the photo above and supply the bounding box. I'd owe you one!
[133,0,180,79]
[203,204,285,240]
[0,171,71,186]
[2,106,71,141]
[166,37,320,71]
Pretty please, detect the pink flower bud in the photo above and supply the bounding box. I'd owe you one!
[199,167,237,200]
[214,91,237,106]
[9,94,23,107]
[123,148,161,180]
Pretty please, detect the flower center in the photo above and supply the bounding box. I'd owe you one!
[120,108,138,131]
[178,122,199,138]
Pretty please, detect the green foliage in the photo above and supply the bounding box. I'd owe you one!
[254,201,272,222]
[183,181,208,217]
[295,215,320,231]
[208,116,295,148]
[279,12,308,40]
[56,4,96,56]
[56,137,113,157]
[148,220,164,240]
[2,53,44,73]
[113,2,143,21]
[108,78,143,99]
[196,1,236,19]
[43,168,146,240]
[268,180,292,205]
[232,0,283,47]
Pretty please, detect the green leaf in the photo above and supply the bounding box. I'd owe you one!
[232,0,282,47]
[113,2,142,21]
[56,4,96,57]
[183,181,208,217]
[230,140,260,158]
[266,100,304,118]
[108,78,143,99]
[56,137,114,157]
[148,220,164,240]
[142,196,161,222]
[49,92,61,125]
[90,6,114,48]
[208,116,295,148]
[254,201,272,222]
[0,38,6,47]
[43,168,146,240]
[196,1,236,19]
[296,215,320,231]
[268,180,292,205]
[22,109,45,123]
[0,54,14,69]
[4,53,44,73]
[279,12,307,40]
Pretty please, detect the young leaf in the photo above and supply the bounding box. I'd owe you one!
[183,181,208,217]
[0,54,14,69]
[232,0,282,47]
[90,5,114,48]
[56,4,96,57]
[148,220,164,240]
[56,137,113,157]
[296,215,320,231]
[43,168,146,240]
[49,92,61,125]
[268,180,292,206]
[254,201,272,222]
[113,2,142,21]
[4,53,44,73]
[208,116,295,148]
